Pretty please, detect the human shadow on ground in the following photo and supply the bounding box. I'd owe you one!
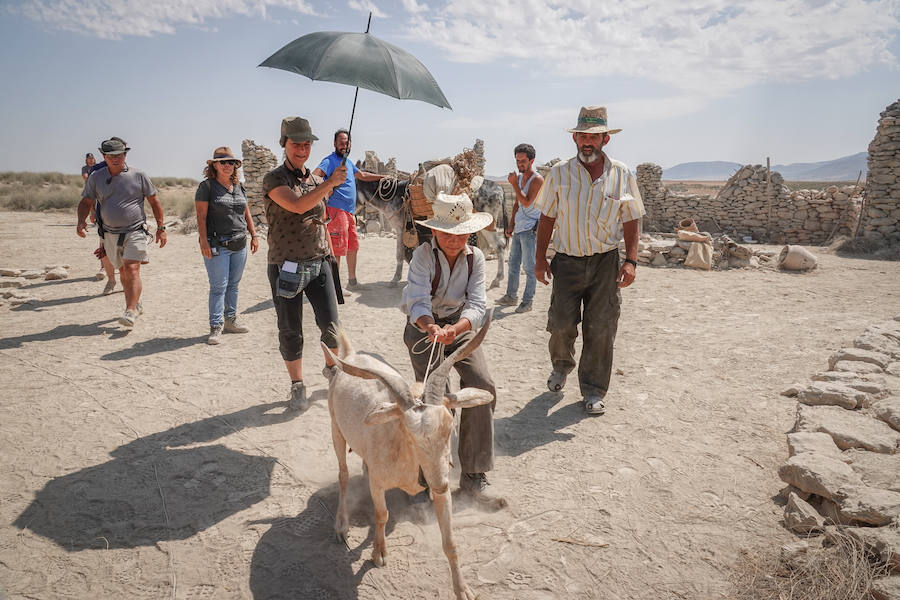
[11,293,102,311]
[21,276,98,289]
[350,284,403,309]
[494,391,583,457]
[100,335,208,360]
[249,475,434,600]
[13,401,297,551]
[0,318,125,349]
[243,298,274,314]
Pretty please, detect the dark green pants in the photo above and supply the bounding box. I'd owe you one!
[404,318,496,474]
[547,250,622,397]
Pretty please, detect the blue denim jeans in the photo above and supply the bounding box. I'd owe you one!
[505,229,537,304]
[203,246,248,327]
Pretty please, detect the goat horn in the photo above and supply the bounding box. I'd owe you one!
[422,310,493,405]
[322,343,416,409]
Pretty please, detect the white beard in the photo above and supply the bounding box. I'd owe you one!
[579,149,601,164]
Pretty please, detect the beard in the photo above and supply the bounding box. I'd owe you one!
[578,146,601,164]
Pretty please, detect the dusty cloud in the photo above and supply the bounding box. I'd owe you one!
[406,0,900,95]
[13,0,315,39]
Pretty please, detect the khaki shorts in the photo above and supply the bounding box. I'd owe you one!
[103,229,151,268]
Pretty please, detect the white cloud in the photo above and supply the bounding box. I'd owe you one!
[406,0,900,96]
[400,0,428,13]
[13,0,315,39]
[348,0,388,18]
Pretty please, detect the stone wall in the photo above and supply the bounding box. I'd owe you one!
[859,99,900,244]
[241,139,278,227]
[636,163,862,244]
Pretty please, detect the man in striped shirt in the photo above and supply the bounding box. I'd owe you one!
[533,106,644,416]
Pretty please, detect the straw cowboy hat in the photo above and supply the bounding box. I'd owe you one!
[206,146,242,168]
[415,192,493,235]
[567,106,621,135]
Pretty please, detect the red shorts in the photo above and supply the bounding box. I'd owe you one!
[326,206,359,257]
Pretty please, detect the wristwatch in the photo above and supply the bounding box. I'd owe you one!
[623,258,637,267]
[157,225,166,232]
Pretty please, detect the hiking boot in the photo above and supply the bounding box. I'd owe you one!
[514,301,533,313]
[102,279,116,295]
[495,294,517,307]
[287,381,309,411]
[118,309,137,328]
[207,325,223,345]
[223,316,249,333]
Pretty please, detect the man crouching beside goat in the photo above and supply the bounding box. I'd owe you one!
[318,193,503,599]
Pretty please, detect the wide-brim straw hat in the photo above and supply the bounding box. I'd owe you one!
[206,146,242,168]
[415,192,493,235]
[567,105,622,135]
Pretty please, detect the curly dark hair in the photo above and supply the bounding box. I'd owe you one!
[202,161,238,185]
[514,143,536,161]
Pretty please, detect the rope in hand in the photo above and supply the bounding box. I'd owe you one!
[411,333,443,391]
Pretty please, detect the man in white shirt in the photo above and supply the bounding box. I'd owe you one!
[533,106,645,416]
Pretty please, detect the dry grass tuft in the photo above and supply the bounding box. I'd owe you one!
[729,532,892,600]
[836,236,900,261]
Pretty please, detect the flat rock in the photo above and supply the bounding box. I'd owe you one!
[855,332,900,360]
[0,268,21,277]
[650,253,667,266]
[778,452,862,500]
[839,486,900,525]
[874,397,900,432]
[845,449,900,492]
[831,360,885,374]
[845,528,900,571]
[0,277,26,288]
[795,405,900,454]
[887,362,900,377]
[798,381,869,409]
[829,348,892,370]
[873,576,900,600]
[787,432,849,462]
[44,267,68,281]
[19,270,43,279]
[9,296,38,306]
[784,491,825,533]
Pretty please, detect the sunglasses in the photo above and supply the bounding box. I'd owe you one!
[216,160,239,166]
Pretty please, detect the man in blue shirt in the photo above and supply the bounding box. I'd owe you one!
[313,129,383,290]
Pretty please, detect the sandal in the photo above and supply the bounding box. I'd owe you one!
[584,395,606,415]
[547,370,567,392]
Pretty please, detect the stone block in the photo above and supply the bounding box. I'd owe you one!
[44,267,68,280]
[873,397,900,432]
[831,360,885,374]
[778,452,862,500]
[845,449,900,492]
[785,492,825,533]
[797,381,869,409]
[872,575,900,600]
[839,486,900,525]
[795,404,900,454]
[0,277,26,288]
[787,432,849,461]
[845,528,900,572]
[829,348,892,370]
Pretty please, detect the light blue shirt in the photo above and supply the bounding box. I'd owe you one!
[401,241,487,329]
[316,152,358,214]
[514,171,542,234]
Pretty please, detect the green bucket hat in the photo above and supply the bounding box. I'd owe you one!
[99,138,130,155]
[279,117,319,147]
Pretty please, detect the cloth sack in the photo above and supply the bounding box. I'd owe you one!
[684,242,713,270]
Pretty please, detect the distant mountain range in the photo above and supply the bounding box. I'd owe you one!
[663,152,867,182]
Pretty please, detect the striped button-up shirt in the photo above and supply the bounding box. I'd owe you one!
[533,152,645,256]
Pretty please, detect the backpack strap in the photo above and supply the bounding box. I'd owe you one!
[431,244,474,297]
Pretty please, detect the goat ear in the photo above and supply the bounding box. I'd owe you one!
[365,402,403,425]
[444,388,494,410]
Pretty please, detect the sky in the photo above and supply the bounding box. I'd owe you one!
[0,0,898,179]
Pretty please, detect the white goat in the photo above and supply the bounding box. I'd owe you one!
[321,315,493,600]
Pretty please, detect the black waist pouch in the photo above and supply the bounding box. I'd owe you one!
[276,259,322,299]
[214,233,247,252]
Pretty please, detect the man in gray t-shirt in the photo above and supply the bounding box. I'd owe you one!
[77,137,167,328]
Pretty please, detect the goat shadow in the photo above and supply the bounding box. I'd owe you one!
[0,318,126,349]
[13,401,296,551]
[249,475,418,600]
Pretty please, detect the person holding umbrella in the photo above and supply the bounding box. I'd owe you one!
[262,117,348,411]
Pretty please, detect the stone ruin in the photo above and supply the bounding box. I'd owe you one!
[636,163,862,245]
[240,139,277,229]
[859,99,900,244]
[776,314,900,592]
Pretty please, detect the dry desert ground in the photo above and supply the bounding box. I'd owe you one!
[1,211,899,599]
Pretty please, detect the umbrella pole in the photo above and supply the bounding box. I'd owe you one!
[342,12,372,166]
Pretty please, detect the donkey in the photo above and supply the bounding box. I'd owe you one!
[321,314,494,600]
[471,179,508,289]
[356,178,432,285]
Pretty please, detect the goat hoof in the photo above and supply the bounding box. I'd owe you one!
[371,550,386,567]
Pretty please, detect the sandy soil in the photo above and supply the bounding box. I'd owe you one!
[1,211,899,600]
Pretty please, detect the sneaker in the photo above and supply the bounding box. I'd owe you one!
[496,294,517,307]
[223,316,249,333]
[346,278,361,290]
[135,302,144,316]
[207,325,223,345]
[118,310,136,328]
[547,370,567,392]
[287,381,309,411]
[514,302,533,313]
[102,279,116,295]
[584,395,606,415]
